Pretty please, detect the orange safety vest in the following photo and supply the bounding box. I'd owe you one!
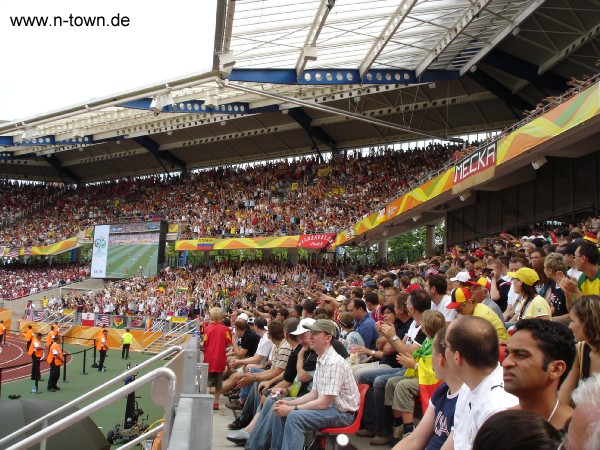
[0,324,5,335]
[46,329,56,346]
[28,337,43,358]
[47,342,63,366]
[24,328,33,342]
[97,335,108,351]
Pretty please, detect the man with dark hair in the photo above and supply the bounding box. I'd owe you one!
[502,319,575,429]
[425,275,456,322]
[347,298,377,350]
[302,299,317,318]
[364,291,383,322]
[487,258,511,313]
[558,241,600,301]
[444,316,518,450]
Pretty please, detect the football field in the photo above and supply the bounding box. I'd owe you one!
[106,243,158,278]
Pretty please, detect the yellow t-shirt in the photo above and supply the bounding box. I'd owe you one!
[473,303,510,341]
[578,268,600,296]
[517,295,552,319]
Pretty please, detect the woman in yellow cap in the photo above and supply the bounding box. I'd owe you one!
[507,267,551,321]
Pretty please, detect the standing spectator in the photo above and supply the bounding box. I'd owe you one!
[203,307,232,410]
[97,329,109,372]
[443,316,518,450]
[121,328,133,359]
[271,319,360,450]
[47,335,63,392]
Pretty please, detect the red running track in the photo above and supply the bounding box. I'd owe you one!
[0,335,71,384]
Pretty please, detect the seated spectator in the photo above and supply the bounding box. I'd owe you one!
[394,326,461,450]
[502,319,575,429]
[472,410,562,450]
[385,310,446,445]
[446,287,510,342]
[506,267,551,321]
[270,319,360,450]
[444,316,518,450]
[566,373,600,450]
[559,295,600,405]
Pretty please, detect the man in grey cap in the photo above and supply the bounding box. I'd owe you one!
[270,319,360,450]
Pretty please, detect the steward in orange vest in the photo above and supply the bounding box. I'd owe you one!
[47,335,63,392]
[29,332,43,381]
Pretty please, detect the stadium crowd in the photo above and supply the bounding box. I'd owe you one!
[0,263,88,300]
[0,142,461,248]
[193,230,600,450]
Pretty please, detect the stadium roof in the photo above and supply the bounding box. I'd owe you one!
[0,0,598,184]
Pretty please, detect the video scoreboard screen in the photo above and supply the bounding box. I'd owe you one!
[91,221,167,279]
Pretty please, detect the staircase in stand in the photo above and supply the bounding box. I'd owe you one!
[142,318,197,354]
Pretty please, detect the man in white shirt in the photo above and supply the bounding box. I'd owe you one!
[425,275,457,322]
[443,315,518,450]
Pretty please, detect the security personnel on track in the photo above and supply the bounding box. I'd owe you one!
[47,335,63,392]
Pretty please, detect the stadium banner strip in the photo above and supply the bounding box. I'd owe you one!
[29,237,78,256]
[175,236,317,251]
[497,81,600,165]
[335,168,455,246]
[452,143,496,194]
[84,223,179,239]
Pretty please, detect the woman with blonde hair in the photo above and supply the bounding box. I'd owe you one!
[559,295,600,405]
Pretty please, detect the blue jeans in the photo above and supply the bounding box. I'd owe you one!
[373,368,406,436]
[271,402,355,450]
[239,381,266,426]
[245,395,277,450]
[357,366,403,430]
[241,368,265,401]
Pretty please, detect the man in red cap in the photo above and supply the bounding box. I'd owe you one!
[446,287,509,342]
[465,277,504,323]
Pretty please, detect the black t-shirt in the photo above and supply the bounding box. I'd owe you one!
[380,318,414,368]
[240,330,261,357]
[549,282,568,317]
[283,344,303,384]
[492,278,511,312]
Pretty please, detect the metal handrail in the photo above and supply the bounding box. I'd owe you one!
[7,367,177,450]
[0,346,182,447]
[117,423,164,450]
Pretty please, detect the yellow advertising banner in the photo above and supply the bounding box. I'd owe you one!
[497,82,600,165]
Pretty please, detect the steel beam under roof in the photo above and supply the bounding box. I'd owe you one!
[537,20,600,75]
[358,0,418,78]
[415,0,494,77]
[295,0,333,79]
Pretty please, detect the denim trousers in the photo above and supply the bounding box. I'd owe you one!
[270,402,355,450]
[245,395,277,450]
[239,381,264,425]
[356,366,404,431]
[373,368,406,436]
[241,367,265,401]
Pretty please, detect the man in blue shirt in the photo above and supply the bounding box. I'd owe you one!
[347,299,378,350]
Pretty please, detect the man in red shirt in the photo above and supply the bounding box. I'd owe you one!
[203,307,232,410]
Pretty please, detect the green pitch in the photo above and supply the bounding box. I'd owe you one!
[105,243,158,278]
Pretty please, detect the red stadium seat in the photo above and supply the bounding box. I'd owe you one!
[318,383,369,449]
